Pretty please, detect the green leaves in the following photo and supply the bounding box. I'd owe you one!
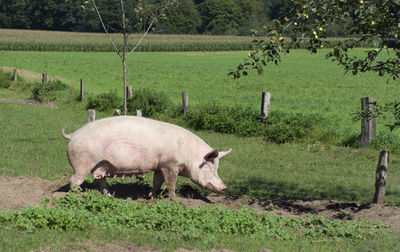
[0,191,385,243]
[233,0,400,81]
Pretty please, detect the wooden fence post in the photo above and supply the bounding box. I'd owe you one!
[114,109,121,116]
[373,150,390,204]
[136,110,142,117]
[182,92,188,116]
[361,97,376,147]
[80,79,84,102]
[88,109,96,122]
[127,85,133,99]
[261,92,271,122]
[13,69,18,82]
[42,73,48,84]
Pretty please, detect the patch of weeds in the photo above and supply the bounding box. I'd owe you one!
[0,71,13,88]
[31,80,69,102]
[370,131,400,153]
[127,89,172,117]
[264,111,325,143]
[183,101,265,137]
[0,191,386,244]
[86,90,122,112]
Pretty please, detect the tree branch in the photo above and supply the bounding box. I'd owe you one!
[91,0,121,58]
[127,0,173,57]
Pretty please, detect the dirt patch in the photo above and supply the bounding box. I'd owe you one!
[1,175,400,234]
[0,98,57,108]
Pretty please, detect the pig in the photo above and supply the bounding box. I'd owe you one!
[61,116,231,199]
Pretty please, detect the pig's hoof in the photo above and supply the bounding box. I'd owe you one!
[148,192,157,199]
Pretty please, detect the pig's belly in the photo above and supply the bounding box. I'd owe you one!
[100,138,159,172]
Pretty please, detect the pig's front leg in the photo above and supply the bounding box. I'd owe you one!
[160,167,179,200]
[148,170,164,199]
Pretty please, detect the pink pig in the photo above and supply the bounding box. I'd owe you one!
[62,116,231,198]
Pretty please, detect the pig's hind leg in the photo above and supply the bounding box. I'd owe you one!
[69,156,103,192]
[95,178,112,196]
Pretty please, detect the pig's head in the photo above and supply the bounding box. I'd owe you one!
[192,148,232,193]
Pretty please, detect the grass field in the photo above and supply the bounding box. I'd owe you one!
[1,49,399,137]
[1,34,400,250]
[1,96,400,251]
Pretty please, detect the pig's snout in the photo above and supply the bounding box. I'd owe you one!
[207,182,227,193]
[219,184,227,192]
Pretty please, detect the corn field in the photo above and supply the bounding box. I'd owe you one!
[0,29,253,52]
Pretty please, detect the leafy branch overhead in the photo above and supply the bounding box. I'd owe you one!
[230,0,400,80]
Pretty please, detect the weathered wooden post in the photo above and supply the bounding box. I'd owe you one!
[261,92,271,122]
[42,73,48,84]
[182,92,188,116]
[88,109,96,122]
[114,109,121,116]
[360,97,376,147]
[13,69,18,82]
[80,79,84,102]
[136,110,142,117]
[373,150,390,204]
[127,85,133,99]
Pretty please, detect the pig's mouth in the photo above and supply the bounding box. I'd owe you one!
[207,182,227,193]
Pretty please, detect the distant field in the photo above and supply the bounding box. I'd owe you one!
[1,49,399,137]
[0,29,252,52]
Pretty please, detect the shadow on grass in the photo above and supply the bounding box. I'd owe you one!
[57,181,210,202]
[226,177,361,202]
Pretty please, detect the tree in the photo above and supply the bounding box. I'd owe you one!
[232,0,400,79]
[83,0,176,115]
[231,0,400,129]
[157,0,201,34]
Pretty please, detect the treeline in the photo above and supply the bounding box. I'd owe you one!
[0,0,295,36]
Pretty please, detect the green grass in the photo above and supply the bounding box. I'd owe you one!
[1,49,400,250]
[1,49,400,136]
[1,98,400,205]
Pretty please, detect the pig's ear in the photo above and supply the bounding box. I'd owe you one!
[204,149,219,162]
[218,148,232,159]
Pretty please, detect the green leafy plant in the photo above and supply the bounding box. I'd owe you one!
[86,90,122,112]
[0,71,13,89]
[126,89,172,117]
[0,191,385,243]
[183,102,265,137]
[184,102,324,142]
[264,111,324,143]
[370,131,400,153]
[31,80,69,102]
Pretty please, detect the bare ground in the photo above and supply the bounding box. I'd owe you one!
[1,174,400,234]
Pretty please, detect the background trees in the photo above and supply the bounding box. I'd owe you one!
[0,0,289,36]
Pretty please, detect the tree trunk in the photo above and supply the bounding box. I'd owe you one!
[123,57,127,115]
